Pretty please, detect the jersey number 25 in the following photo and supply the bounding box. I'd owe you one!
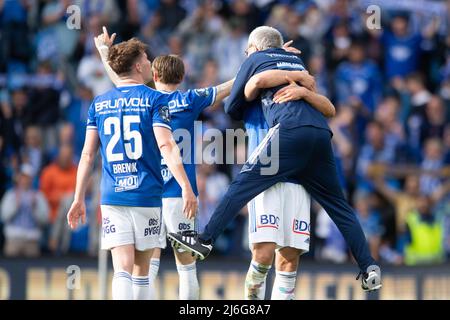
[104,116,143,162]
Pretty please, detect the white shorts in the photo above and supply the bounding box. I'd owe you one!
[247,182,311,253]
[157,197,197,249]
[100,205,162,251]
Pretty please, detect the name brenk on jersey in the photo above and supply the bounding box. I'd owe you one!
[95,97,151,112]
[112,162,138,174]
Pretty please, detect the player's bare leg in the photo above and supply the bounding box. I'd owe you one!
[245,242,275,300]
[272,247,301,300]
[132,248,154,300]
[111,244,135,299]
[148,248,161,299]
[174,249,199,299]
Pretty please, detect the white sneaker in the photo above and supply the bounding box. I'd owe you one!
[358,265,382,292]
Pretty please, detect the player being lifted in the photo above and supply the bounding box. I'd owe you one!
[239,71,335,300]
[67,36,198,300]
[169,26,382,293]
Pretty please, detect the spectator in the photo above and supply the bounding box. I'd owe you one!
[297,1,328,51]
[132,0,160,27]
[27,61,62,152]
[403,195,444,265]
[49,169,101,256]
[48,122,75,161]
[77,48,114,97]
[167,33,184,56]
[329,105,355,181]
[80,14,104,56]
[375,95,405,148]
[111,0,140,41]
[379,241,403,265]
[64,85,93,158]
[356,121,397,191]
[308,54,330,97]
[444,124,450,163]
[324,19,352,72]
[278,10,312,66]
[2,89,32,153]
[0,134,5,252]
[40,144,77,224]
[154,0,187,35]
[265,4,289,32]
[177,3,220,81]
[74,0,120,26]
[37,0,78,62]
[20,126,46,181]
[423,95,448,141]
[433,181,450,260]
[372,173,421,235]
[0,136,8,199]
[335,40,383,115]
[195,59,220,89]
[0,0,448,264]
[405,72,432,114]
[227,0,262,34]
[420,138,447,196]
[0,0,31,72]
[196,170,216,234]
[315,206,348,264]
[213,18,248,83]
[196,163,230,253]
[1,164,49,257]
[381,13,422,82]
[406,73,431,150]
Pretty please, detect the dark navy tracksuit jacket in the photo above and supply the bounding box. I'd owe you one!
[201,48,376,272]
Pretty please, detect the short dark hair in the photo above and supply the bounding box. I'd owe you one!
[108,38,148,76]
[152,55,185,84]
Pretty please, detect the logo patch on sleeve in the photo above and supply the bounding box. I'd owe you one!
[159,105,171,122]
[194,88,210,97]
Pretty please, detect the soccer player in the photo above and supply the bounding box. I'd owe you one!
[169,26,382,292]
[66,37,198,300]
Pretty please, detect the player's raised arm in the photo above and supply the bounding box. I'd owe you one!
[67,129,100,229]
[244,70,316,101]
[273,76,335,117]
[94,26,120,86]
[153,127,198,219]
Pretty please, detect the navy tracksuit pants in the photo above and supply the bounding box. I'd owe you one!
[201,124,376,272]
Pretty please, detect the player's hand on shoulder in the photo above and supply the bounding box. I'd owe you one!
[282,40,302,55]
[182,187,198,220]
[67,201,86,229]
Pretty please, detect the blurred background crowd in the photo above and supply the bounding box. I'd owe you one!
[0,0,449,268]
